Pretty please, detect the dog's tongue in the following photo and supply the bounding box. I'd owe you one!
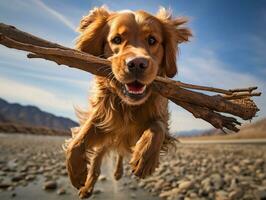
[126,81,144,92]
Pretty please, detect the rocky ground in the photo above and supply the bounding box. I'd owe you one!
[0,133,159,200]
[0,133,266,200]
[127,143,266,200]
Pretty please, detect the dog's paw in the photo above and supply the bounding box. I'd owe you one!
[66,139,87,189]
[78,186,93,199]
[130,147,159,178]
[113,168,123,180]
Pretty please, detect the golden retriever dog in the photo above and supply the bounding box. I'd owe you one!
[65,6,191,198]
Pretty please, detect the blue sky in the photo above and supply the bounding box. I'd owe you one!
[0,0,265,132]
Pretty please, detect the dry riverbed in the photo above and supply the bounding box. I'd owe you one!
[0,133,266,200]
[129,142,266,200]
[0,133,158,200]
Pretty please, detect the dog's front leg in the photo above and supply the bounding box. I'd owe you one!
[79,147,106,199]
[130,120,166,178]
[66,118,99,189]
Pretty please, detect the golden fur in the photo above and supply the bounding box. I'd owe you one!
[65,6,191,198]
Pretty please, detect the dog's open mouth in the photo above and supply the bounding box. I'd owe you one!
[125,81,146,94]
[123,81,147,99]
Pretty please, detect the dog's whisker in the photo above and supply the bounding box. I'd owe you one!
[106,72,114,80]
[96,65,111,73]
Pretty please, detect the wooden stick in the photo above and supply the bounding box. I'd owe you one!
[223,92,261,100]
[0,23,68,49]
[0,34,111,77]
[153,81,259,120]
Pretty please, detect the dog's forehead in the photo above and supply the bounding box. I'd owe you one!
[117,9,134,14]
[109,11,161,32]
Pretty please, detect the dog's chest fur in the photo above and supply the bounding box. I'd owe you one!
[88,77,169,153]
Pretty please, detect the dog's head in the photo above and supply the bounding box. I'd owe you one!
[76,6,192,105]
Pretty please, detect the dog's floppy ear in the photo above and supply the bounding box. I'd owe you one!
[76,6,110,56]
[156,7,192,78]
[172,17,192,44]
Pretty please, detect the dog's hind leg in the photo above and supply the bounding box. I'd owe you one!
[113,154,123,180]
[79,147,106,199]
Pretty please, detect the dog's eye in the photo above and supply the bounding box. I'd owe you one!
[111,36,122,44]
[147,36,157,45]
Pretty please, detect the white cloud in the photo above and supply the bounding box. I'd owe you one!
[169,106,211,132]
[34,0,76,32]
[0,77,80,119]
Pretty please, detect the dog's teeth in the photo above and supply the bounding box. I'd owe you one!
[125,84,129,91]
[125,84,146,94]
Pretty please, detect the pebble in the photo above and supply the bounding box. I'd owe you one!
[228,188,243,200]
[129,184,137,190]
[11,192,16,197]
[0,182,12,189]
[211,173,224,189]
[159,188,180,198]
[232,166,241,174]
[215,190,228,200]
[25,175,35,181]
[43,181,57,190]
[178,180,193,191]
[11,174,24,182]
[131,193,136,198]
[98,175,107,181]
[93,189,102,195]
[57,188,66,195]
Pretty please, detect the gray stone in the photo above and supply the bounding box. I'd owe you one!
[138,181,146,187]
[130,193,136,199]
[216,190,228,200]
[178,180,193,191]
[57,188,66,195]
[25,175,35,181]
[11,174,24,182]
[43,181,57,190]
[129,184,137,190]
[211,173,224,189]
[0,181,12,189]
[255,159,264,167]
[230,178,238,189]
[201,177,211,186]
[232,166,241,174]
[159,188,180,198]
[154,179,165,190]
[228,188,243,200]
[98,175,107,181]
[93,189,102,195]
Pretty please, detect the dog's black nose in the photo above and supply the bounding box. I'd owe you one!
[126,57,148,73]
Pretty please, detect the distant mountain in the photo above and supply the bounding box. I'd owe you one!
[174,129,206,137]
[0,113,9,123]
[186,118,266,139]
[0,98,78,132]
